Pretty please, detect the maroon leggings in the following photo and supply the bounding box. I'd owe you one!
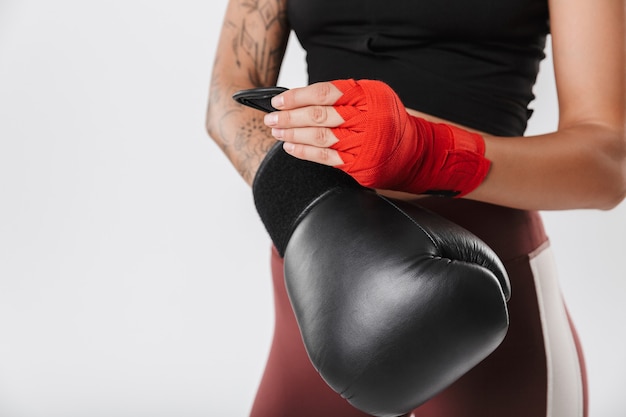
[249,198,588,417]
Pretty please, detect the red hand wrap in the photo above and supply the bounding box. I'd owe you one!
[330,79,491,197]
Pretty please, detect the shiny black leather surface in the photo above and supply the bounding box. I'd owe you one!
[284,189,509,417]
[253,143,510,417]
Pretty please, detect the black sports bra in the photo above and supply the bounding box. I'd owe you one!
[287,0,550,136]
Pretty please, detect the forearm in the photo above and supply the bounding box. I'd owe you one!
[472,0,624,211]
[206,0,289,185]
[469,124,626,210]
[207,78,277,185]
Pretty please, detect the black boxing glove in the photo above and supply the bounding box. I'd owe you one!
[252,142,511,417]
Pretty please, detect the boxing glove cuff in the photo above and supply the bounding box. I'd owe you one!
[253,141,363,256]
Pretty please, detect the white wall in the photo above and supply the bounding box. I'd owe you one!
[0,1,623,416]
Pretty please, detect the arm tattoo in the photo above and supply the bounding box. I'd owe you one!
[208,0,288,184]
[235,0,287,86]
[232,114,276,183]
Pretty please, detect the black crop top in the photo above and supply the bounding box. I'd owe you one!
[287,0,550,136]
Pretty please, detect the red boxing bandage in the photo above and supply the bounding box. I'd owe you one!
[330,79,491,197]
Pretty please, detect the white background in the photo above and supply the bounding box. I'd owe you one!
[0,1,624,416]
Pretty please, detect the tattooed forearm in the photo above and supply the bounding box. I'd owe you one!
[215,106,276,184]
[232,0,288,86]
[206,0,289,185]
[208,61,275,183]
[231,114,277,183]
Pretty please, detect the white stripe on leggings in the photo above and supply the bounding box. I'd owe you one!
[530,242,584,417]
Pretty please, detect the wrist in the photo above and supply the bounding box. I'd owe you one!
[403,116,491,197]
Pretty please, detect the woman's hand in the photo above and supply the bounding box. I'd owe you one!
[265,79,490,197]
[263,81,346,166]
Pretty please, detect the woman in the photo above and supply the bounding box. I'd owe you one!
[206,1,625,416]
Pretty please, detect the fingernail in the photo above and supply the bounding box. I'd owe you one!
[283,142,295,153]
[264,113,278,126]
[271,95,284,109]
[271,128,284,139]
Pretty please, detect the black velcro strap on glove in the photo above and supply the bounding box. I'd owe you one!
[252,141,363,256]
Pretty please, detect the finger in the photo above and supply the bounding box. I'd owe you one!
[282,142,344,167]
[271,82,343,110]
[264,105,344,128]
[271,126,339,148]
